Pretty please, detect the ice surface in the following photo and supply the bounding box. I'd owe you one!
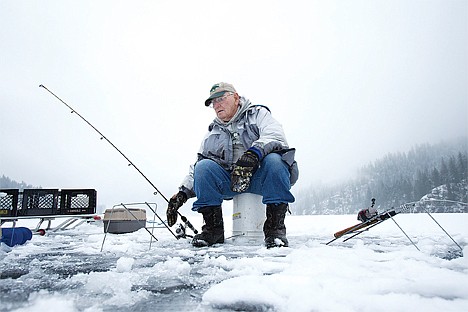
[0,213,467,312]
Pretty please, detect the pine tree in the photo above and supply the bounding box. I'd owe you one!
[448,156,458,183]
[415,169,431,200]
[457,152,468,181]
[440,158,449,184]
[431,167,441,188]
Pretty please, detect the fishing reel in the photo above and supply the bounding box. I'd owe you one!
[357,198,378,222]
[174,223,193,239]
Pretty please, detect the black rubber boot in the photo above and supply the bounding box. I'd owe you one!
[263,203,289,248]
[192,206,224,247]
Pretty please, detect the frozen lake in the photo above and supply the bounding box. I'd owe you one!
[1,213,467,312]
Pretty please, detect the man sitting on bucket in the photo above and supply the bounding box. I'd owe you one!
[166,82,298,248]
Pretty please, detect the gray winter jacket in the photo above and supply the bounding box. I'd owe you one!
[180,97,298,198]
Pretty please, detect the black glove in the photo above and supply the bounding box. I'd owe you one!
[230,150,260,192]
[166,191,187,227]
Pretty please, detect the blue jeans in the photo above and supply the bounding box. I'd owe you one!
[192,153,295,211]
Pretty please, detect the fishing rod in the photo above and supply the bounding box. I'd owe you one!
[38,84,198,237]
[328,198,464,252]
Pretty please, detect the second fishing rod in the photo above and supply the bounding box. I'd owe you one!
[39,84,198,237]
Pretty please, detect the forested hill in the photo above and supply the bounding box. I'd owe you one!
[0,175,36,190]
[2,138,467,214]
[293,138,468,215]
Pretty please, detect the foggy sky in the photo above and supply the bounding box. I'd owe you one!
[1,0,467,208]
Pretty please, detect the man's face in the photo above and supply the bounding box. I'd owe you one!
[211,92,240,122]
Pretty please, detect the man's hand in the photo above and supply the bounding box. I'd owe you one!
[230,150,260,192]
[166,191,187,227]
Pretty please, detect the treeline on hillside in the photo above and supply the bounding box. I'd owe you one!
[0,175,37,190]
[293,138,468,215]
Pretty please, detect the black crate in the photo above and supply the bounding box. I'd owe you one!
[18,189,59,216]
[59,189,97,215]
[0,189,19,217]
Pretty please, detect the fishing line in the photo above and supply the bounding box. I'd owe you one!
[39,84,197,236]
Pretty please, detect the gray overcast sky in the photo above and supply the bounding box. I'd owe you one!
[1,0,467,208]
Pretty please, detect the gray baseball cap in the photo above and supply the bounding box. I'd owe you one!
[205,82,237,106]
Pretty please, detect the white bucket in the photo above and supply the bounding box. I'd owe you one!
[232,193,265,242]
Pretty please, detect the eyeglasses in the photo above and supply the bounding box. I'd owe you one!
[209,92,233,107]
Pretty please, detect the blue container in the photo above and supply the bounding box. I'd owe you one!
[0,227,33,247]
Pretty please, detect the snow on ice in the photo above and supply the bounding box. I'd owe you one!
[1,212,468,312]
